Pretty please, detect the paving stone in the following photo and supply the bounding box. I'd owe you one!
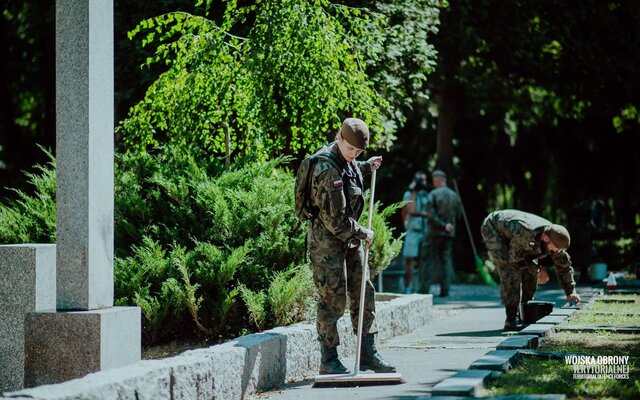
[555,325,640,334]
[429,396,566,400]
[469,350,520,372]
[497,335,539,350]
[431,369,494,397]
[536,315,567,325]
[549,308,577,317]
[518,349,579,361]
[596,298,635,303]
[581,311,640,316]
[482,396,566,400]
[604,289,640,295]
[517,324,555,336]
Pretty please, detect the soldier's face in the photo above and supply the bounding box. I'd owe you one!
[544,238,565,253]
[542,233,564,253]
[337,137,364,161]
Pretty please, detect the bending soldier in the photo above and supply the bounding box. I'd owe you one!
[480,209,581,331]
[307,118,396,375]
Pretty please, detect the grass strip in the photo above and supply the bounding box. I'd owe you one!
[484,357,639,400]
[486,296,640,399]
[566,313,640,327]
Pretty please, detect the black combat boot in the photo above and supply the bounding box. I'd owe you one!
[503,305,523,332]
[360,334,396,373]
[319,345,350,375]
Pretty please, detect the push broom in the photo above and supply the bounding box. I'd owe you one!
[452,179,496,286]
[313,169,404,388]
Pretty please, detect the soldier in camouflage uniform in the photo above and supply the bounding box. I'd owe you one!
[480,209,581,331]
[422,170,461,296]
[308,118,396,375]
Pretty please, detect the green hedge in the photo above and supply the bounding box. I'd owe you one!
[0,146,403,346]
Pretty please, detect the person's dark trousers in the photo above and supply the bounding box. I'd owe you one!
[424,235,454,296]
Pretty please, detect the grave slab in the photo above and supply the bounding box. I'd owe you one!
[555,325,640,334]
[517,324,555,336]
[536,315,567,325]
[596,298,635,303]
[431,369,494,397]
[469,350,520,372]
[549,308,577,317]
[496,335,539,350]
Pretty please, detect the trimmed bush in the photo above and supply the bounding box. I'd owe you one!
[0,145,402,346]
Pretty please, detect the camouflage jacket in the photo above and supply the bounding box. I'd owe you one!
[482,209,576,295]
[425,186,462,237]
[308,142,372,246]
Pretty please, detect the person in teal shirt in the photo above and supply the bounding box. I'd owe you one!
[401,171,429,294]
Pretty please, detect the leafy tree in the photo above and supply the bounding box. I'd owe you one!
[118,0,391,161]
[424,0,640,272]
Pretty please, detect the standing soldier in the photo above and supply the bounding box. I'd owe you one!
[423,170,461,296]
[480,209,581,331]
[308,118,396,375]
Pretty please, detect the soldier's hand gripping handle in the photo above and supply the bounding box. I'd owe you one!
[363,228,374,245]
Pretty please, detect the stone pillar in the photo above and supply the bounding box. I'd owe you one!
[56,0,114,311]
[0,244,56,392]
[23,0,140,387]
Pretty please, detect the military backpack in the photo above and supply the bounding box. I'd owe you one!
[294,144,339,222]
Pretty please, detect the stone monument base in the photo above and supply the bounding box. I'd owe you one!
[0,244,56,392]
[24,306,141,388]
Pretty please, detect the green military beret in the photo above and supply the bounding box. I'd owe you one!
[340,118,370,149]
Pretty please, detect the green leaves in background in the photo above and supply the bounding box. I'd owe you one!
[118,0,394,161]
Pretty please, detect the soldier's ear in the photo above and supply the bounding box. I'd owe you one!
[541,232,549,243]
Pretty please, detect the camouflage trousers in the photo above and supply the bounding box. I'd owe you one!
[422,235,454,295]
[309,241,377,348]
[492,260,538,309]
[481,221,537,309]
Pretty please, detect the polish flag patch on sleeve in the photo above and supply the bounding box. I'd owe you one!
[332,179,344,188]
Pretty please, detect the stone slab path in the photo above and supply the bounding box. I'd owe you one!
[249,283,598,400]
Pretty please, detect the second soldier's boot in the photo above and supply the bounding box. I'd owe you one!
[319,345,351,375]
[360,333,397,373]
[503,305,523,332]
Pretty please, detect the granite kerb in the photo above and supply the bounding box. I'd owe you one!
[432,290,607,398]
[2,293,433,400]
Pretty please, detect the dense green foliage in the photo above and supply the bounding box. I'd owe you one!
[112,147,310,342]
[0,148,56,243]
[0,147,402,345]
[3,0,638,291]
[375,0,640,273]
[118,0,391,160]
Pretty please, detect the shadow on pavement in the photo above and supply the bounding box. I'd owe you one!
[436,329,504,337]
[432,301,503,309]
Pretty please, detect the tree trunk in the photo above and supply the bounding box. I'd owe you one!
[436,76,456,177]
[434,6,460,179]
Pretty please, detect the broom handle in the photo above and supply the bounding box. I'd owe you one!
[354,168,376,374]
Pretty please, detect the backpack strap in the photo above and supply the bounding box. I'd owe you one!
[305,145,340,217]
[302,145,339,263]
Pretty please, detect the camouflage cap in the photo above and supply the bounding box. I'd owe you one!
[545,224,571,249]
[340,118,370,149]
[432,170,447,179]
